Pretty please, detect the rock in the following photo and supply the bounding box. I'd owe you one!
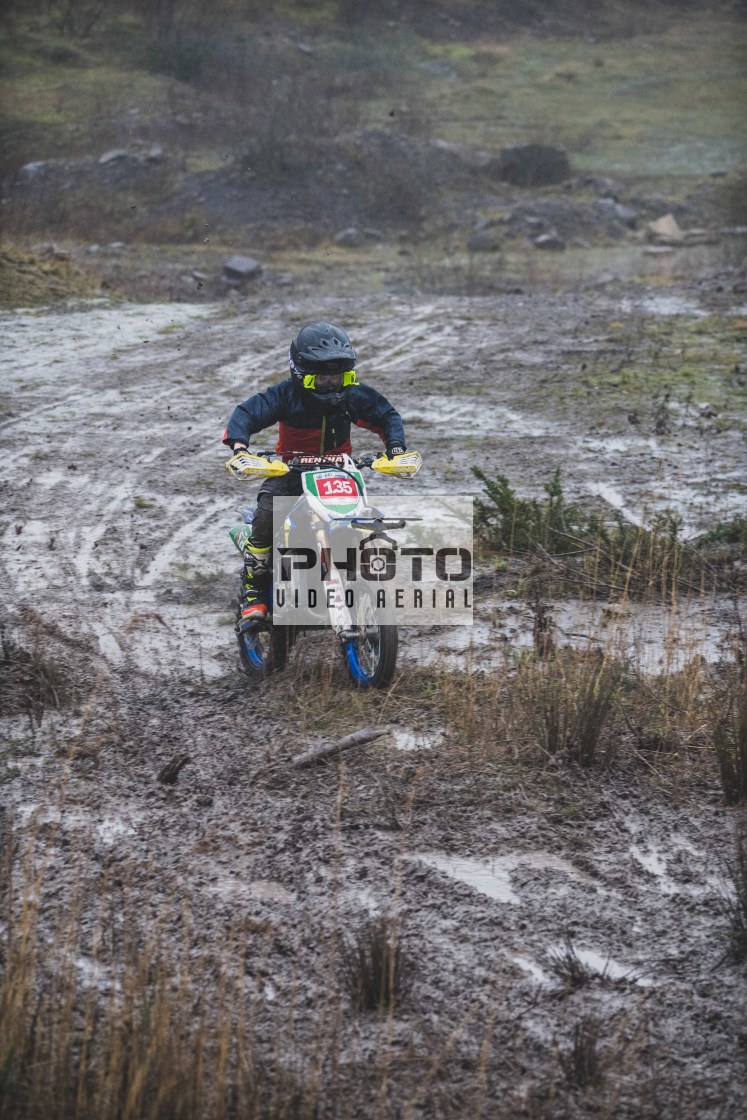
[468,229,503,252]
[145,145,164,162]
[683,229,717,245]
[335,227,365,248]
[99,149,129,165]
[30,241,71,261]
[334,228,384,248]
[222,255,263,285]
[596,197,638,227]
[577,174,622,195]
[534,232,566,251]
[485,144,572,187]
[647,213,684,244]
[431,138,490,170]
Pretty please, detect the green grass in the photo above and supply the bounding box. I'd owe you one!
[2,6,744,180]
[552,313,747,420]
[426,18,747,175]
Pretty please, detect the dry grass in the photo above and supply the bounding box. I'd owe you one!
[339,915,408,1013]
[270,606,747,803]
[560,1017,604,1091]
[546,938,595,994]
[1,589,745,1116]
[719,816,747,965]
[0,855,319,1120]
[0,621,71,728]
[711,667,747,805]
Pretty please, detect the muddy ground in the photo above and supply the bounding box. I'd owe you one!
[1,260,746,1117]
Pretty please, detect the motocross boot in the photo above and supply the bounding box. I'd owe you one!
[238,544,271,630]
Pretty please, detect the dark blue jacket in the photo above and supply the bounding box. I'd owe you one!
[223,378,406,456]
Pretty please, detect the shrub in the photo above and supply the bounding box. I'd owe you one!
[472,466,586,555]
[472,466,708,598]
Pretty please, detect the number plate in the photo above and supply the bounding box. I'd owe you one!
[303,468,365,517]
[317,476,357,499]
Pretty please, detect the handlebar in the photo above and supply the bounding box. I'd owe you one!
[227,448,421,483]
[253,451,376,470]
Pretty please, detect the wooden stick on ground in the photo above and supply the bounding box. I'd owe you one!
[290,727,387,770]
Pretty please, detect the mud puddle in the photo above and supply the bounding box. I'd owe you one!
[403,592,740,674]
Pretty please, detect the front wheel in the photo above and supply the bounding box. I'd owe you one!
[235,591,294,681]
[237,624,293,681]
[341,593,398,689]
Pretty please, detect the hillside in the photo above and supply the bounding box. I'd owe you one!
[1,0,745,303]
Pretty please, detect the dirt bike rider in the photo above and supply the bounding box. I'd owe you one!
[223,322,407,629]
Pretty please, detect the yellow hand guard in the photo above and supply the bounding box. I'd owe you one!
[371,450,422,478]
[225,452,290,480]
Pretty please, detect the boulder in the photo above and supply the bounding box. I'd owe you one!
[31,241,70,259]
[485,144,571,187]
[335,227,384,247]
[595,197,638,228]
[534,232,566,251]
[468,228,503,252]
[222,255,263,285]
[647,213,684,244]
[335,227,365,248]
[99,149,129,165]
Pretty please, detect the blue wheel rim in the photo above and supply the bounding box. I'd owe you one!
[242,633,266,669]
[344,640,374,686]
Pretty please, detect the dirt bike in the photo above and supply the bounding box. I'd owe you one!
[225,449,422,687]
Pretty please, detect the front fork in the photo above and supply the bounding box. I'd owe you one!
[314,524,356,643]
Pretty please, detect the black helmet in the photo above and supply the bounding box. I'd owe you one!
[289,322,358,406]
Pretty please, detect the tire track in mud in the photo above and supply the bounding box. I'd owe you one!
[0,304,243,675]
[354,304,464,372]
[2,292,745,676]
[74,504,231,676]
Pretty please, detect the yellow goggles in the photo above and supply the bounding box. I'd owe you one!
[302,369,359,390]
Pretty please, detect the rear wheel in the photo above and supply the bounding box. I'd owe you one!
[342,592,398,689]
